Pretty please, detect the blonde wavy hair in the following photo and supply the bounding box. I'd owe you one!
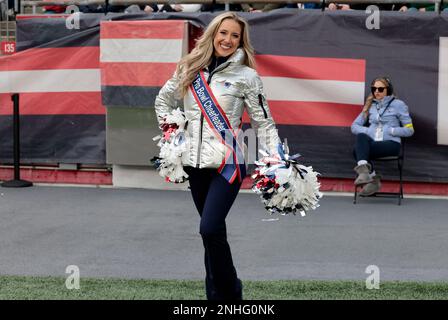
[176,12,256,97]
[362,77,393,118]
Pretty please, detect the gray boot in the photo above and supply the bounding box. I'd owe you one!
[360,175,382,196]
[354,163,373,186]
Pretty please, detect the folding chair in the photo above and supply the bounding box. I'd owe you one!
[354,142,404,205]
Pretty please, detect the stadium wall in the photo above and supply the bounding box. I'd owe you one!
[0,10,447,188]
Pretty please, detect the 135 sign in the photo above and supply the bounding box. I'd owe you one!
[1,41,16,55]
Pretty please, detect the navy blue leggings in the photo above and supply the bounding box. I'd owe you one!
[184,166,243,300]
[354,133,401,168]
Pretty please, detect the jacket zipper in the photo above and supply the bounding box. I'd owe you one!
[258,94,268,118]
[196,115,204,168]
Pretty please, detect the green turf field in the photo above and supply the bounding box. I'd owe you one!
[1,275,448,300]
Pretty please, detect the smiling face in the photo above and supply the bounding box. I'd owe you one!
[213,18,242,58]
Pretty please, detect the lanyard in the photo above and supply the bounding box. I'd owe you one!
[376,97,395,120]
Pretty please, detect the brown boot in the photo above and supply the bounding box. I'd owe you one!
[360,175,382,196]
[354,163,373,186]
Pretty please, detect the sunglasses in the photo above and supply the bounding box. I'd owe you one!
[371,86,387,93]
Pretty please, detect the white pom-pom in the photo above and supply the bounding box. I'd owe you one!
[252,142,322,216]
[151,108,189,183]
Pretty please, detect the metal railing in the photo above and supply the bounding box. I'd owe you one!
[17,0,446,14]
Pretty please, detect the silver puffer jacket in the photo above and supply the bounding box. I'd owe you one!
[154,48,281,169]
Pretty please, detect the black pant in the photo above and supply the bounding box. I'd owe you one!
[354,133,401,169]
[184,166,243,300]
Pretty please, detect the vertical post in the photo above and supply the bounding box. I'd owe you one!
[14,0,19,14]
[6,0,9,37]
[6,6,9,38]
[321,0,326,11]
[12,93,20,179]
[1,94,33,188]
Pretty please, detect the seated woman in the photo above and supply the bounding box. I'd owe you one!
[351,77,414,196]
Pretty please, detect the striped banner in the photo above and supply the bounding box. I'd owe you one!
[100,20,188,107]
[0,46,103,116]
[0,18,105,164]
[247,55,366,127]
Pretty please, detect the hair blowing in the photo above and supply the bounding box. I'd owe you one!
[176,12,256,97]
